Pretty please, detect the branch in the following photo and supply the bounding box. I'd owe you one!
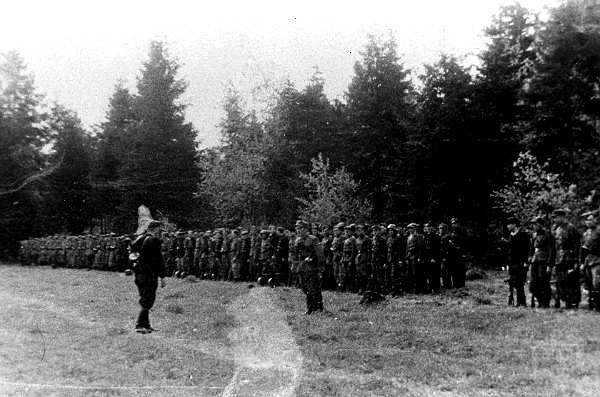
[0,157,63,196]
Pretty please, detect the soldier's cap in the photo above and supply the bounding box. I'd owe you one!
[553,208,569,216]
[176,230,185,235]
[424,222,433,228]
[345,223,356,231]
[233,229,240,234]
[334,222,346,230]
[387,223,397,230]
[241,230,249,235]
[356,223,365,229]
[260,229,269,235]
[450,217,458,224]
[277,226,285,233]
[205,230,212,234]
[532,215,545,224]
[407,222,419,229]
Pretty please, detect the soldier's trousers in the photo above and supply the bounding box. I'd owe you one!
[585,263,600,311]
[300,271,323,313]
[555,261,581,308]
[530,261,551,307]
[390,261,404,295]
[508,264,527,306]
[134,273,158,328]
[427,260,441,293]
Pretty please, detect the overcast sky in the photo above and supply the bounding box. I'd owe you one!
[0,0,559,147]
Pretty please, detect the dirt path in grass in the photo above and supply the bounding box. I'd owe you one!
[222,287,303,397]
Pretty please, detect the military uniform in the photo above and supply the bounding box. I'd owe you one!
[355,227,372,293]
[370,228,387,293]
[554,222,581,308]
[341,227,357,292]
[331,224,345,290]
[293,221,325,314]
[406,225,425,293]
[423,225,441,293]
[582,223,600,311]
[507,226,530,306]
[529,222,555,308]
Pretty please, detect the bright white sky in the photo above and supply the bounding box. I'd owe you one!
[0,0,559,147]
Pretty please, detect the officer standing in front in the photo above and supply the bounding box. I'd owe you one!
[131,220,167,334]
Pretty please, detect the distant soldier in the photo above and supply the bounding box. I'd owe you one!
[341,224,357,292]
[258,229,273,279]
[275,227,289,285]
[406,223,425,293]
[321,227,335,290]
[221,229,231,281]
[552,209,581,309]
[355,224,372,294]
[193,231,202,276]
[240,230,251,281]
[449,218,467,288]
[506,217,530,307]
[439,223,457,289]
[229,229,242,281]
[581,213,600,311]
[331,222,345,291]
[387,224,405,296]
[423,222,441,293]
[107,233,118,271]
[370,225,387,293]
[200,231,212,278]
[183,231,195,277]
[529,216,555,308]
[293,220,325,314]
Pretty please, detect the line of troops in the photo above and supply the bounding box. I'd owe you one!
[18,218,468,297]
[19,233,131,271]
[505,208,600,311]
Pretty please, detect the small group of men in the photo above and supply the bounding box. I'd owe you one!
[19,233,131,271]
[505,208,600,311]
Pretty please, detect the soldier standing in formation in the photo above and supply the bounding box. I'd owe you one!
[529,216,555,308]
[293,220,325,314]
[552,209,581,309]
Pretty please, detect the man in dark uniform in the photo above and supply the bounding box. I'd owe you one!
[552,209,581,309]
[371,225,387,293]
[293,220,325,314]
[341,224,357,292]
[529,216,555,308]
[506,217,530,307]
[355,224,372,294]
[581,213,600,311]
[423,222,441,293]
[406,223,425,293]
[331,222,345,291]
[275,227,289,286]
[131,220,167,334]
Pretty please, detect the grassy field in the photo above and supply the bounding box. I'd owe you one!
[0,263,599,396]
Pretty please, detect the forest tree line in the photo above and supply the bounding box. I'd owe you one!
[1,1,599,260]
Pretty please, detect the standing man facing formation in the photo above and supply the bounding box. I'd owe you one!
[506,217,530,307]
[131,220,167,334]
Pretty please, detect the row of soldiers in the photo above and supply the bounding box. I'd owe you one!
[505,208,600,311]
[19,233,131,271]
[19,218,468,297]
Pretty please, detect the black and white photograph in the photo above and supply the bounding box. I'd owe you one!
[1,0,600,395]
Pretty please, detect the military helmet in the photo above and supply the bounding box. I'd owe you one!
[334,222,345,230]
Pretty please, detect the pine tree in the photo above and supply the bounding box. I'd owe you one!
[345,34,415,221]
[119,41,198,230]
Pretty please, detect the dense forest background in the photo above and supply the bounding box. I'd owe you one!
[1,1,599,260]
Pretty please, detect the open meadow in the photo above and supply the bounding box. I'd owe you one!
[0,263,599,396]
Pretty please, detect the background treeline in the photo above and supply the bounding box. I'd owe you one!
[1,1,599,260]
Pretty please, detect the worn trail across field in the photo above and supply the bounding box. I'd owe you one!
[222,286,304,397]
